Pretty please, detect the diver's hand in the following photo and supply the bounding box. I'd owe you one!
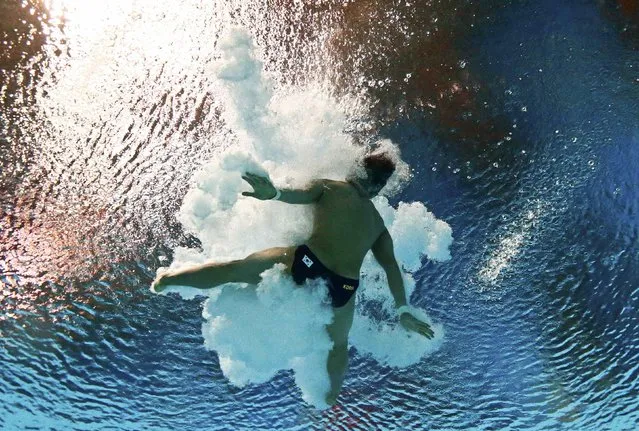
[400,312,434,339]
[241,173,278,200]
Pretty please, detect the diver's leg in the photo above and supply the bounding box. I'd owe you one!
[152,246,296,292]
[324,297,355,406]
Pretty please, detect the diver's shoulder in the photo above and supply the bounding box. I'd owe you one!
[367,201,386,230]
[371,203,384,223]
[321,179,346,186]
[319,179,351,191]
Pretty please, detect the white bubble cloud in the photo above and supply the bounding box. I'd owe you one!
[152,28,453,408]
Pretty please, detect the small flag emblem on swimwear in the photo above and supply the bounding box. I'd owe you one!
[343,284,355,291]
[302,255,314,268]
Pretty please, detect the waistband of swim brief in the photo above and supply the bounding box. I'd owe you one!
[299,244,359,284]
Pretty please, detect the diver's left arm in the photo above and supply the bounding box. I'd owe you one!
[372,229,434,339]
[371,230,407,308]
[241,173,325,204]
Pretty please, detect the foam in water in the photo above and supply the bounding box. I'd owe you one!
[152,28,453,408]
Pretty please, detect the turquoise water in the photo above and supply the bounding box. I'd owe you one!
[1,0,638,429]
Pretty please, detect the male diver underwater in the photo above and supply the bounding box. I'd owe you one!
[152,152,434,406]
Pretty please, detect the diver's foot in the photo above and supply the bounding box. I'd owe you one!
[325,392,338,407]
[151,273,170,293]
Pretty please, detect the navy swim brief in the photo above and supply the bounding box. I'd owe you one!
[291,244,360,308]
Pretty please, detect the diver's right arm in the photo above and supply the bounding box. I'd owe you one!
[241,173,325,204]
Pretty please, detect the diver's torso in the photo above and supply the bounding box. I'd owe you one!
[306,180,385,279]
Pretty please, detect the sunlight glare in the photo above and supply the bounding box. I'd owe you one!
[44,0,135,41]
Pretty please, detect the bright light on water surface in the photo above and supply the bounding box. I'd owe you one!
[44,0,133,31]
[1,0,638,429]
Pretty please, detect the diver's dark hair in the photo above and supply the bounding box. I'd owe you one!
[362,153,396,186]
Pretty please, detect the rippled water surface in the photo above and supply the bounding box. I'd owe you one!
[2,0,638,430]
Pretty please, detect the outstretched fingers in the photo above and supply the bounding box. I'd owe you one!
[241,173,275,200]
[241,174,262,195]
[243,173,266,182]
[402,314,435,339]
[241,174,257,186]
[418,322,435,339]
[242,173,269,189]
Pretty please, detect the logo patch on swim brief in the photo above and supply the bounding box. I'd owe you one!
[302,255,314,268]
[343,284,355,291]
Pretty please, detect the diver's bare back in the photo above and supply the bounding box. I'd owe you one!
[306,180,385,279]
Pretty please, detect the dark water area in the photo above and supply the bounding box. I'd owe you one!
[2,0,639,430]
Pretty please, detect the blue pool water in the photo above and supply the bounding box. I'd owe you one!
[1,0,638,429]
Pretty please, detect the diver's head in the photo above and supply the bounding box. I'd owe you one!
[349,152,396,197]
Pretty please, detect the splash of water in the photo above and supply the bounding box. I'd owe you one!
[153,28,452,407]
